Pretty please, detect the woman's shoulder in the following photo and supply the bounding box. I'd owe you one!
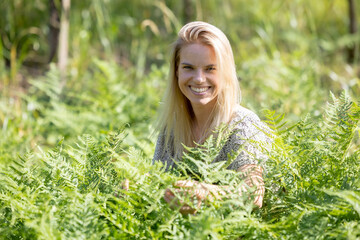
[214,105,272,171]
[230,105,262,126]
[229,104,273,141]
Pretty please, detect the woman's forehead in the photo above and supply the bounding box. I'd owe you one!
[179,43,217,65]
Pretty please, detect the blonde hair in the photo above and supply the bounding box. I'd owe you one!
[156,21,241,158]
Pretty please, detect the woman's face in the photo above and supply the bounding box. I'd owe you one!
[177,43,221,110]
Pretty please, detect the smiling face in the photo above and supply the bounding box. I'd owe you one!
[177,43,221,111]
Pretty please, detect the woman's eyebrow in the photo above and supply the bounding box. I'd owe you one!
[180,62,193,65]
[180,63,217,67]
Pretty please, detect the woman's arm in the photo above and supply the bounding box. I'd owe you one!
[163,164,265,214]
[237,164,264,208]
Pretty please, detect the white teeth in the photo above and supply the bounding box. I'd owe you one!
[191,87,209,93]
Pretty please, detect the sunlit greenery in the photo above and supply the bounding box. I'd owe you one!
[1,0,359,239]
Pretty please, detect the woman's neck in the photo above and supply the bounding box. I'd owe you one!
[191,101,216,143]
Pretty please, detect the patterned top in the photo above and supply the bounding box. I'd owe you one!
[152,105,272,171]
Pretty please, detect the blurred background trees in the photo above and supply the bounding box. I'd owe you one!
[1,0,359,85]
[0,0,359,152]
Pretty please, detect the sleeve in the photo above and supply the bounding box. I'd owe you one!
[152,133,165,164]
[152,133,175,170]
[213,113,272,171]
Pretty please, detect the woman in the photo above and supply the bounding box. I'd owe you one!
[153,21,271,214]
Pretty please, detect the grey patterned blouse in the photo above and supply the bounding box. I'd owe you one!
[152,105,272,171]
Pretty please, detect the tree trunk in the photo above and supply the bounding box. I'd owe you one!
[49,0,60,63]
[347,0,357,63]
[58,0,70,88]
[183,0,193,23]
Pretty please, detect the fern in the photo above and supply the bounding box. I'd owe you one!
[260,92,360,239]
[1,92,359,239]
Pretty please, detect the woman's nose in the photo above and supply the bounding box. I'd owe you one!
[193,70,205,83]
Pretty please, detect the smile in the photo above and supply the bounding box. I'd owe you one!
[190,86,210,93]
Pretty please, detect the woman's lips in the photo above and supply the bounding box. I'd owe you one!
[190,86,211,94]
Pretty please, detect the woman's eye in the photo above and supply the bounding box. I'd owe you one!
[207,67,216,71]
[183,66,193,69]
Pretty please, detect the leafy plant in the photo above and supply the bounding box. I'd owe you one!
[1,92,359,239]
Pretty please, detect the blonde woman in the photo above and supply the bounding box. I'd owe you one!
[153,21,271,214]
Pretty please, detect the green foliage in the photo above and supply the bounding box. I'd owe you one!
[0,60,163,159]
[1,0,360,238]
[0,92,359,239]
[175,125,245,187]
[1,0,359,116]
[261,92,360,239]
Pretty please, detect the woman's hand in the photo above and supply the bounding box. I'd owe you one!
[237,164,265,208]
[163,180,226,215]
[163,164,264,214]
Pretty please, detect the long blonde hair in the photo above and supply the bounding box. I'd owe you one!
[156,21,241,158]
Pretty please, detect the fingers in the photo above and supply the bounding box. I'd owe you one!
[163,188,180,208]
[174,180,197,188]
[174,181,227,201]
[192,186,209,201]
[163,188,175,202]
[165,181,230,215]
[203,183,228,201]
[175,181,210,201]
[164,188,198,215]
